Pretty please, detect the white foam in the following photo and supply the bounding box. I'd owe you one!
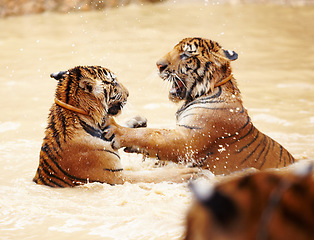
[0,122,21,133]
[144,103,160,109]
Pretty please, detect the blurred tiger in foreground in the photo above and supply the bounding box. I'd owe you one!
[105,37,295,174]
[185,164,314,240]
[33,66,197,187]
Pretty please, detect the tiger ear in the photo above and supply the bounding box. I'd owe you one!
[223,50,238,61]
[190,182,238,227]
[50,71,68,81]
[79,78,94,93]
[79,78,104,98]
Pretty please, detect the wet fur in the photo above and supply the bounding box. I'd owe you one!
[33,66,197,187]
[185,168,314,240]
[106,38,294,174]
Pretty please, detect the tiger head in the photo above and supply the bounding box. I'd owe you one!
[156,37,238,103]
[51,66,129,124]
[185,168,314,240]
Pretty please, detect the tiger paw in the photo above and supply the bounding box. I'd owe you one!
[124,115,147,128]
[102,125,121,149]
[124,146,148,155]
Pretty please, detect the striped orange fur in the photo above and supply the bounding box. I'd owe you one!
[105,38,295,174]
[34,66,197,187]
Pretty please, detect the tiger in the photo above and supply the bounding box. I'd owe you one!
[33,65,198,187]
[185,163,314,240]
[104,37,295,175]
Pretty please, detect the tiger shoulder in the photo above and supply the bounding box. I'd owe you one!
[105,37,295,174]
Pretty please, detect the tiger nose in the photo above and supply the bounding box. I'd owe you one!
[156,60,168,73]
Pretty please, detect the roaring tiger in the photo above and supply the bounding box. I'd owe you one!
[185,164,314,240]
[105,37,295,174]
[33,66,197,187]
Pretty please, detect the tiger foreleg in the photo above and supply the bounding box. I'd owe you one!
[124,115,147,128]
[123,115,148,154]
[103,117,192,161]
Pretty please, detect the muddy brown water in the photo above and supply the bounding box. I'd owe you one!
[0,2,313,239]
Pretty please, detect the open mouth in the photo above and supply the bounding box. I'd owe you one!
[169,77,186,101]
[108,102,124,116]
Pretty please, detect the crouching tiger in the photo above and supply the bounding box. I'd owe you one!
[105,37,295,174]
[185,163,314,240]
[33,66,198,187]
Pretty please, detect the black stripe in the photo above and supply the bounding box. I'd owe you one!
[204,40,213,52]
[180,87,222,114]
[106,133,115,142]
[34,168,49,186]
[233,124,255,145]
[40,158,73,187]
[177,124,203,130]
[86,66,94,76]
[193,58,201,79]
[104,87,108,102]
[270,137,275,150]
[188,106,231,111]
[279,145,283,164]
[287,152,294,164]
[177,112,198,121]
[79,119,116,142]
[223,116,251,141]
[65,77,73,104]
[103,149,120,159]
[280,203,314,235]
[260,137,272,168]
[40,156,56,174]
[254,136,268,163]
[41,143,89,183]
[186,80,198,102]
[48,114,62,150]
[80,119,103,139]
[39,165,67,187]
[240,137,264,164]
[255,135,267,161]
[104,168,123,172]
[236,130,259,153]
[59,111,68,142]
[204,61,213,70]
[36,166,66,188]
[102,68,108,76]
[197,99,224,104]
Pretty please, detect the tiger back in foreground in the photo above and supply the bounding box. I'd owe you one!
[185,164,314,240]
[33,66,197,187]
[105,37,295,174]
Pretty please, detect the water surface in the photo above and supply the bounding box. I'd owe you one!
[0,3,314,239]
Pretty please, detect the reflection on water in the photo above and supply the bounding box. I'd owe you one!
[0,2,313,239]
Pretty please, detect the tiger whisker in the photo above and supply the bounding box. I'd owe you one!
[173,73,186,89]
[161,78,170,92]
